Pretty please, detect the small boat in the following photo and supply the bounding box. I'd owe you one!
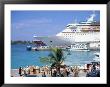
[90,52,100,66]
[93,52,100,62]
[26,46,32,51]
[35,46,50,51]
[67,52,71,55]
[69,43,90,51]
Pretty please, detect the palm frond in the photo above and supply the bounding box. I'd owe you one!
[39,57,50,64]
[39,47,66,68]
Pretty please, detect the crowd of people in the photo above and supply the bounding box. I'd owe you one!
[18,64,100,77]
[86,64,100,77]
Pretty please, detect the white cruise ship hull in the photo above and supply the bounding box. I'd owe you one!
[34,32,99,47]
[34,36,74,46]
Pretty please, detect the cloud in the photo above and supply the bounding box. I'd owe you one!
[12,18,52,29]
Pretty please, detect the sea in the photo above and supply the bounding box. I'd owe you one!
[11,44,99,69]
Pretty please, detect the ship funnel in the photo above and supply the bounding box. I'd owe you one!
[87,12,96,23]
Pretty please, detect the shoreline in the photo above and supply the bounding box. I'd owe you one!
[11,64,94,77]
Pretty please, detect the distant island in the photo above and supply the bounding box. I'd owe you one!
[11,40,34,45]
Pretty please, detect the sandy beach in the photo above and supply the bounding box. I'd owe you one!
[11,67,87,77]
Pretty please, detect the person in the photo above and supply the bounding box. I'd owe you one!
[19,66,22,76]
[61,73,64,77]
[74,66,79,77]
[25,66,29,75]
[33,67,36,74]
[60,69,64,77]
[74,70,79,77]
[52,70,57,77]
[57,74,60,77]
[21,68,25,76]
[95,65,100,70]
[86,64,100,77]
[96,70,100,77]
[42,72,46,77]
[70,67,73,72]
[66,69,70,77]
[23,67,26,76]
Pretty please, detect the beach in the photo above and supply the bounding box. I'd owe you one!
[11,63,100,77]
[11,66,87,77]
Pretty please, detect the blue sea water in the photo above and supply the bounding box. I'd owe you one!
[11,44,99,69]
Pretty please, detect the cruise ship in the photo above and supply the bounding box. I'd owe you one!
[33,12,100,50]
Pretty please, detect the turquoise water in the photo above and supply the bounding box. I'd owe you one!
[11,44,99,69]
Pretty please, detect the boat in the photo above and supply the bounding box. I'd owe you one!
[26,46,32,51]
[35,46,50,51]
[92,52,100,62]
[67,50,71,55]
[87,52,100,68]
[30,46,50,51]
[33,12,100,51]
[69,42,90,51]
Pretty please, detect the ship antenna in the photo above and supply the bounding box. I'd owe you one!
[74,18,77,25]
[92,11,95,19]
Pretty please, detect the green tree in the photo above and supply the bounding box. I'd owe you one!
[40,48,66,76]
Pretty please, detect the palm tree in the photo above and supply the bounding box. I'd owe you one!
[40,47,66,76]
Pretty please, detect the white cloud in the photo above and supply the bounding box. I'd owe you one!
[12,18,52,29]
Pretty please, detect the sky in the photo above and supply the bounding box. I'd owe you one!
[11,10,100,41]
